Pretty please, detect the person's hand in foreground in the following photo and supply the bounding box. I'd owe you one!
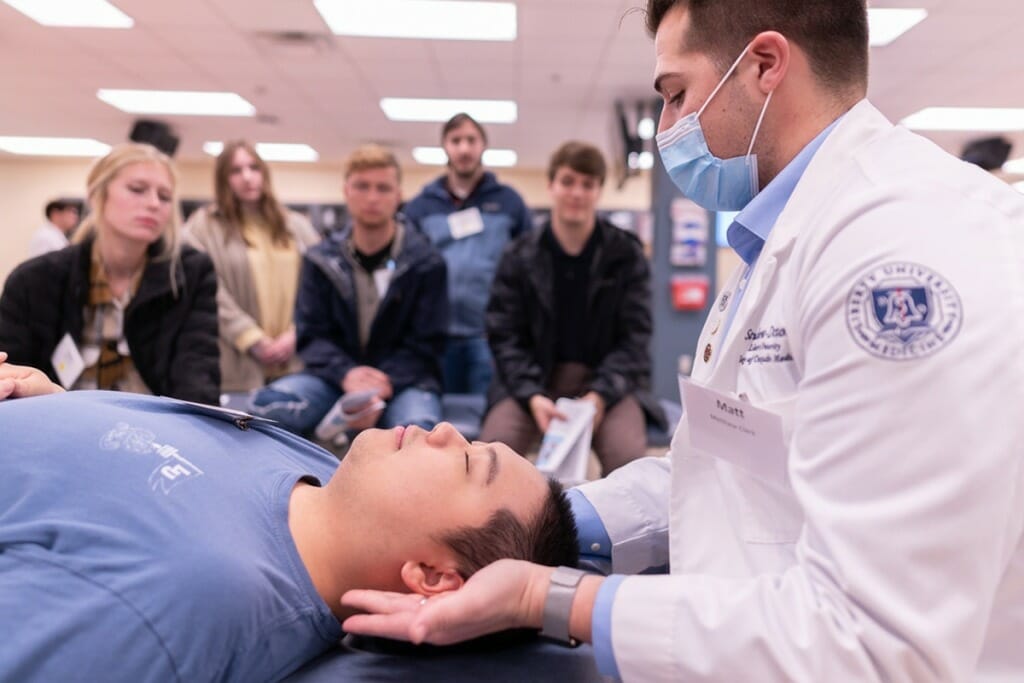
[342,559,603,646]
[0,352,64,401]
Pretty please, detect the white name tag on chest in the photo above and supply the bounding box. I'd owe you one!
[447,207,485,240]
[51,333,86,389]
[679,377,789,486]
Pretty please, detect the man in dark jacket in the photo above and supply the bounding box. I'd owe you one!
[250,145,448,435]
[481,142,665,474]
[403,113,533,396]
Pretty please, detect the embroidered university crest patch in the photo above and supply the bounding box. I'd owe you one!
[845,262,962,361]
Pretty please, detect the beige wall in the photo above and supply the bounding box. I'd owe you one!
[0,156,652,290]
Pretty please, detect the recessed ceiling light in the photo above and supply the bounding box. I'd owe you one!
[314,0,515,41]
[381,98,517,124]
[412,146,517,168]
[901,107,1024,132]
[2,0,133,28]
[868,8,927,47]
[637,151,655,170]
[97,89,256,116]
[1002,158,1024,175]
[203,142,319,162]
[0,136,112,157]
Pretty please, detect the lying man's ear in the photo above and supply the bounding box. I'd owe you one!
[400,560,465,596]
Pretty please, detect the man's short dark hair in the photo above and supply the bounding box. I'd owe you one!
[547,141,607,185]
[441,113,488,145]
[644,0,869,92]
[440,479,580,577]
[45,199,75,219]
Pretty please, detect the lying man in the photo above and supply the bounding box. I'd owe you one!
[0,353,578,682]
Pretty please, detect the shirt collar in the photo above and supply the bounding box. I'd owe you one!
[727,115,842,265]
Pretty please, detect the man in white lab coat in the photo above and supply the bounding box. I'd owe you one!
[341,1,1024,680]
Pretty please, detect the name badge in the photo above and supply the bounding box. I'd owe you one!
[678,376,788,486]
[51,333,86,389]
[447,207,485,240]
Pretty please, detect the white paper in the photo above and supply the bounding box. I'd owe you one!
[679,378,788,487]
[447,207,485,240]
[51,333,85,389]
[535,398,596,485]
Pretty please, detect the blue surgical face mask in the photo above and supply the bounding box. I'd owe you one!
[656,44,774,211]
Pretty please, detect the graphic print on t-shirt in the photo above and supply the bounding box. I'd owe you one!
[99,421,204,495]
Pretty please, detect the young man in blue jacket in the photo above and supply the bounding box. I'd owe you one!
[403,113,533,395]
[250,145,448,435]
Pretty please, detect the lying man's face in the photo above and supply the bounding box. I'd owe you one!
[333,422,575,587]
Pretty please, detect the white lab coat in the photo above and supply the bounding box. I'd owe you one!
[576,100,1024,682]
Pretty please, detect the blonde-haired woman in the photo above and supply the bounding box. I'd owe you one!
[184,140,320,392]
[0,143,220,403]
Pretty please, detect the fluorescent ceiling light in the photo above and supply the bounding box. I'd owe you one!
[314,0,515,41]
[97,89,256,116]
[381,97,517,124]
[2,0,133,28]
[901,107,1024,132]
[1002,158,1024,175]
[0,136,111,157]
[203,142,319,162]
[483,149,517,168]
[868,8,927,47]
[412,146,517,167]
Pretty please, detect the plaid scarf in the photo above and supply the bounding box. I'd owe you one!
[77,248,143,391]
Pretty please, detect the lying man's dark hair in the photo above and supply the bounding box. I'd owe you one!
[440,479,580,577]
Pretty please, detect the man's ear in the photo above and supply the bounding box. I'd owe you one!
[399,560,465,596]
[749,30,790,95]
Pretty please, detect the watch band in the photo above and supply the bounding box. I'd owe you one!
[539,566,586,646]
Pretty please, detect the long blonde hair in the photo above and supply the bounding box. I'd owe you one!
[75,142,184,294]
[213,140,290,246]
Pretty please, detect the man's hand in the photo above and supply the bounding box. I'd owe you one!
[580,391,606,430]
[529,395,567,433]
[343,366,394,400]
[341,559,552,645]
[346,407,384,432]
[0,352,64,401]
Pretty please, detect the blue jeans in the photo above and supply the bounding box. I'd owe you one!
[443,336,494,395]
[248,372,442,436]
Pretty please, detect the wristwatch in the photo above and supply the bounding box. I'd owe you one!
[539,566,586,646]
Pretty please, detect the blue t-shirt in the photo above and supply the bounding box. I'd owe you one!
[0,391,343,682]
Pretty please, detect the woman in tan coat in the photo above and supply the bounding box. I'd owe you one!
[185,141,320,392]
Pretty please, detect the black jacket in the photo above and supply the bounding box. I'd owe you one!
[486,218,666,428]
[0,236,221,404]
[296,223,448,394]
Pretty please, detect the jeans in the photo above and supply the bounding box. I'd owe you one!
[443,336,494,395]
[248,372,442,436]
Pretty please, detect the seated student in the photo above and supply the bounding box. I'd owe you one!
[0,355,578,683]
[480,142,666,475]
[0,143,220,405]
[250,145,447,435]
